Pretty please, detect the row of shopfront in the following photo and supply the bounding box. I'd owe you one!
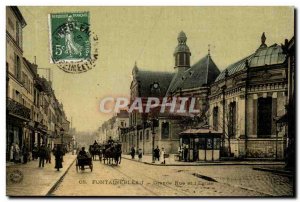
[6,87,72,161]
[6,6,72,162]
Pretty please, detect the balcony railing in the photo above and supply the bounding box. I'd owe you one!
[7,97,31,120]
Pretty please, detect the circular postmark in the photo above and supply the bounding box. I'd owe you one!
[49,12,99,73]
[8,169,23,184]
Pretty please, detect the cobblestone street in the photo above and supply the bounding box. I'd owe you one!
[50,157,294,197]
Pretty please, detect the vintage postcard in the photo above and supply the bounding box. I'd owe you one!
[5,6,295,197]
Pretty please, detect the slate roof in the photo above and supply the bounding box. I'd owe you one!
[166,54,220,95]
[135,69,174,97]
[215,43,286,82]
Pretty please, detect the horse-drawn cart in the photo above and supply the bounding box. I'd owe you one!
[102,143,122,165]
[76,155,93,172]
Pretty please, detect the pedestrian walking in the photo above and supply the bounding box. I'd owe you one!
[160,147,166,164]
[13,143,21,163]
[32,144,38,160]
[178,146,183,161]
[130,146,135,159]
[138,148,143,161]
[154,146,160,162]
[54,145,63,171]
[38,143,47,168]
[46,144,52,164]
[28,151,32,162]
[183,146,188,162]
[9,143,14,162]
[22,144,29,164]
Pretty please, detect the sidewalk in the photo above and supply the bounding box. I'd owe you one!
[6,152,77,196]
[253,166,294,176]
[122,154,285,166]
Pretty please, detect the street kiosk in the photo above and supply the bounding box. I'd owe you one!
[179,128,222,161]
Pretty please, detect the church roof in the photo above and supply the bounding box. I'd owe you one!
[215,34,286,82]
[166,54,220,95]
[135,69,174,97]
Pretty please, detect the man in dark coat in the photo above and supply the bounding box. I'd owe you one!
[130,146,135,159]
[38,144,47,167]
[32,144,38,160]
[78,147,88,157]
[183,146,188,162]
[22,144,29,164]
[54,145,63,171]
[108,137,114,146]
[93,140,98,146]
[46,144,52,164]
[154,146,160,162]
[78,147,88,170]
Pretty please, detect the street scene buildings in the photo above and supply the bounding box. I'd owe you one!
[6,6,74,163]
[6,6,295,197]
[101,31,295,164]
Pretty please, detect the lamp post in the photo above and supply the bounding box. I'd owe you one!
[151,118,159,163]
[142,113,148,155]
[152,121,155,163]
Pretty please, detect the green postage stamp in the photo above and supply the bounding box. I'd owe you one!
[48,12,91,63]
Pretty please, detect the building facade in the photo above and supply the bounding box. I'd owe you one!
[6,6,70,161]
[209,33,288,159]
[120,31,221,155]
[6,6,30,160]
[115,31,292,160]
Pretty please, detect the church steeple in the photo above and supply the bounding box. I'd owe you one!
[174,31,191,71]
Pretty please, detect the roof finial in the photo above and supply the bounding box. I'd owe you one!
[208,44,211,56]
[134,61,137,67]
[177,31,187,44]
[259,32,267,49]
[261,32,266,45]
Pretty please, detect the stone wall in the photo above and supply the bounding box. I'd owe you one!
[246,138,286,159]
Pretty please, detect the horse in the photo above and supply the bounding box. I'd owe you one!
[89,144,102,162]
[103,144,122,165]
[114,144,122,165]
[103,144,113,165]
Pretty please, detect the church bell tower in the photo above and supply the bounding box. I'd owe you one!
[174,31,191,71]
